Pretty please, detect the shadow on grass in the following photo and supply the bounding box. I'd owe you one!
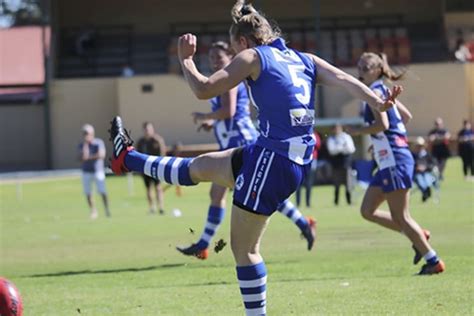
[25,263,186,278]
[147,275,357,289]
[23,258,304,280]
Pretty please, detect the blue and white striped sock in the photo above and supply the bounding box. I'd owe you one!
[424,249,439,265]
[195,206,225,250]
[277,200,309,233]
[236,262,267,316]
[124,150,196,185]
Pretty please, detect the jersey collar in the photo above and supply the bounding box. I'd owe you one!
[269,37,287,50]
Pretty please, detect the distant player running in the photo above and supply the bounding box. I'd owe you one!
[108,1,403,314]
[176,41,317,259]
[348,52,445,275]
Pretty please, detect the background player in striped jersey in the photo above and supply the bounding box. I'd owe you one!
[348,52,445,275]
[176,41,317,259]
[109,1,404,313]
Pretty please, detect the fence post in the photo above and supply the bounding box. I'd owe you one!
[16,181,23,201]
[127,173,134,196]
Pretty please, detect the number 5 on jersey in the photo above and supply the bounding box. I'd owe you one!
[288,64,310,106]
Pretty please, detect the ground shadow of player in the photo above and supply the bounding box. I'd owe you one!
[25,263,186,278]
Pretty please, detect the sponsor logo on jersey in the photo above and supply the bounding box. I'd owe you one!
[235,174,244,191]
[289,109,315,127]
[394,135,408,147]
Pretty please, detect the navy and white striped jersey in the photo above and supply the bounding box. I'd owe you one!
[210,82,258,150]
[247,38,317,165]
[363,79,413,169]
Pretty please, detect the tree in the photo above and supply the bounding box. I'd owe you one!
[0,0,44,28]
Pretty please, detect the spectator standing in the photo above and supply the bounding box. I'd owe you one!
[457,119,474,179]
[428,118,451,180]
[78,124,110,219]
[136,122,167,214]
[327,124,356,205]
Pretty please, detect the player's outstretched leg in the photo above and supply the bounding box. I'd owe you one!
[277,200,317,250]
[109,116,196,186]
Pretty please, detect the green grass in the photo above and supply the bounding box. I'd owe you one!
[1,159,473,315]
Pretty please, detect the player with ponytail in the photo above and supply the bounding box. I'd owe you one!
[348,52,445,275]
[109,1,407,313]
[176,41,317,259]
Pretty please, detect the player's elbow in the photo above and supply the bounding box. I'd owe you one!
[194,84,214,100]
[195,90,210,100]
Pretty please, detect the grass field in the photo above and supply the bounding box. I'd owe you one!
[1,158,473,315]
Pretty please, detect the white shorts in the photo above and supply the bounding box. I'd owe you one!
[82,171,107,195]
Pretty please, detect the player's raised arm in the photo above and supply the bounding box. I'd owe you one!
[305,53,401,113]
[178,33,258,100]
[395,100,413,124]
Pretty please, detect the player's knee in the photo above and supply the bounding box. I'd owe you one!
[189,156,208,182]
[388,210,405,226]
[230,244,258,263]
[360,207,374,220]
[230,237,250,254]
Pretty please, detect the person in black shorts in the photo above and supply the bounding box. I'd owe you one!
[136,122,167,214]
[428,118,451,180]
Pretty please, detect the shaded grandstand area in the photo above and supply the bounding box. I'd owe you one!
[50,0,472,78]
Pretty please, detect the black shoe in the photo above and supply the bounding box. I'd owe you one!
[418,260,445,275]
[108,116,134,175]
[412,229,431,265]
[301,217,317,251]
[176,244,208,260]
[422,188,432,202]
[159,209,165,215]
